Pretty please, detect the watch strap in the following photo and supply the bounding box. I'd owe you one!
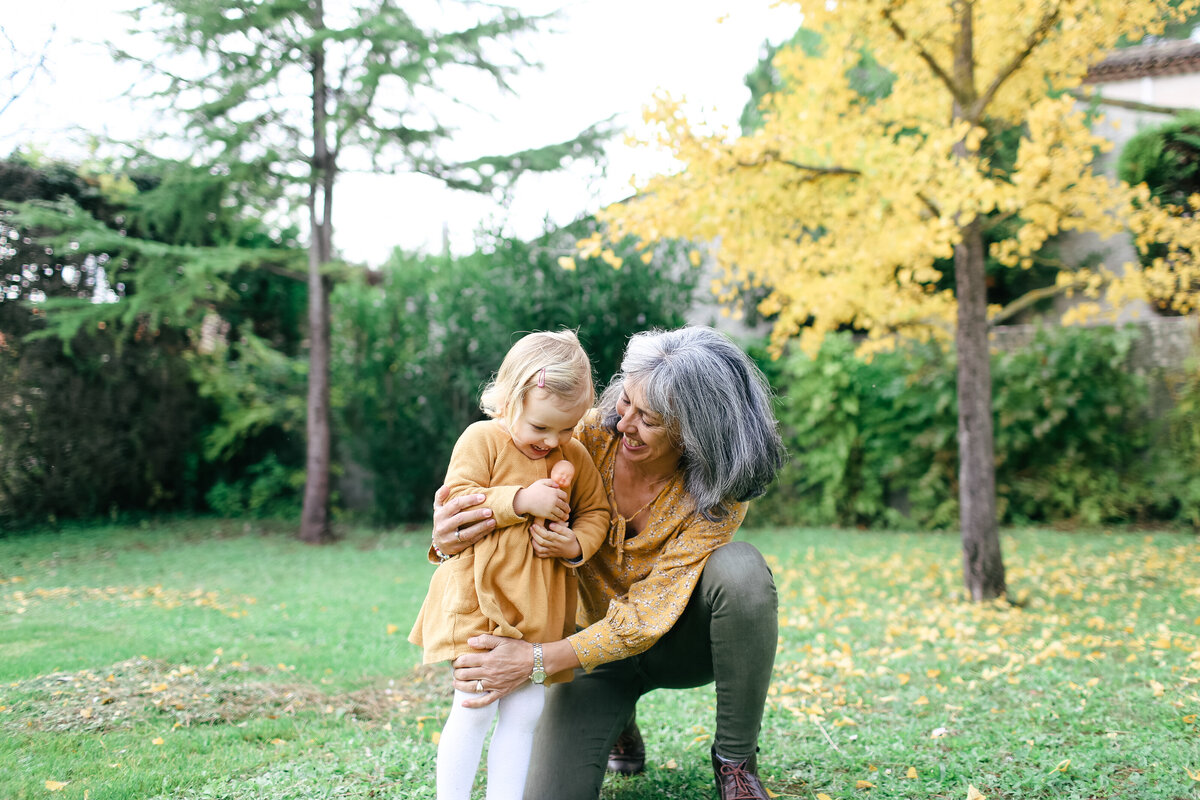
[530,643,547,684]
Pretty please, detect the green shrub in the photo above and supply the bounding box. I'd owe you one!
[203,453,304,519]
[0,154,307,527]
[0,322,209,526]
[756,335,957,529]
[992,326,1153,524]
[1157,358,1200,528]
[756,325,1193,528]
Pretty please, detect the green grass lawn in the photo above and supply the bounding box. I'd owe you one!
[1,519,1197,799]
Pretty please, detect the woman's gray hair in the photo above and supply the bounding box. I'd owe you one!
[598,326,786,520]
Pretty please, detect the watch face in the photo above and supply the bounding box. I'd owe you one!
[532,669,547,684]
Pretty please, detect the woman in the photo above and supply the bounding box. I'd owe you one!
[430,326,786,800]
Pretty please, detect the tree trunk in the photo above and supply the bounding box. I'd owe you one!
[951,0,1005,600]
[953,218,1006,600]
[299,0,334,544]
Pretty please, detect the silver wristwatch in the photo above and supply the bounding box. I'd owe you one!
[530,643,547,684]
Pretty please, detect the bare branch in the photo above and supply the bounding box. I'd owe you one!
[916,192,942,218]
[1068,89,1192,117]
[987,268,1105,326]
[972,3,1062,117]
[1,24,54,118]
[735,151,860,178]
[881,3,966,106]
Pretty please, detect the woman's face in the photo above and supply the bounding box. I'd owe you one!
[614,382,681,472]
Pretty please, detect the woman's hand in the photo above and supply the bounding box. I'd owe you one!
[530,519,582,561]
[432,485,496,557]
[451,635,535,708]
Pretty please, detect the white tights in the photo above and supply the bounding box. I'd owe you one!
[436,681,545,800]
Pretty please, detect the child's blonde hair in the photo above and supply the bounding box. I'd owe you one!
[480,330,594,428]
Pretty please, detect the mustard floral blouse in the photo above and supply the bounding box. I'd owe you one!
[567,411,748,671]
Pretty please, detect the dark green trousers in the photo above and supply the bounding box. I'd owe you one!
[523,541,778,799]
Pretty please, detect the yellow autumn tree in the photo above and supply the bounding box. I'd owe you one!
[587,0,1200,600]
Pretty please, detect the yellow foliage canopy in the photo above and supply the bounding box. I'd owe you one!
[591,0,1200,355]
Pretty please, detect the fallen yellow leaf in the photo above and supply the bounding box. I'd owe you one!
[431,731,440,745]
[663,759,678,770]
[45,781,69,791]
[966,785,986,800]
[1052,759,1070,773]
[386,624,399,636]
[1185,766,1200,781]
[906,766,918,779]
[856,779,875,789]
[914,695,930,705]
[152,737,164,746]
[898,673,910,685]
[817,794,833,800]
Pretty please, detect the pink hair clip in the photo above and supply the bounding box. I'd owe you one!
[537,368,546,388]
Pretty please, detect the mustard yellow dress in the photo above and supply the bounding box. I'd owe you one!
[408,420,610,681]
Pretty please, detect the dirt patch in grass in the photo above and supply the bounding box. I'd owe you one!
[4,657,451,733]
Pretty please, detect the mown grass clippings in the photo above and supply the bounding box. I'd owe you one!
[6,657,452,735]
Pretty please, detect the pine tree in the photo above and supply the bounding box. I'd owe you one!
[116,0,608,542]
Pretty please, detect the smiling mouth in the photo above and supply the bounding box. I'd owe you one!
[622,436,646,449]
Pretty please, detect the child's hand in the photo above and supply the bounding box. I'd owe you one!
[530,520,583,561]
[514,479,570,522]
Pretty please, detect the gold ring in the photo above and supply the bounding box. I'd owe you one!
[455,530,463,542]
[475,680,484,693]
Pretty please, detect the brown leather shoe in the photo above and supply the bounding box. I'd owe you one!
[711,745,769,800]
[606,720,646,776]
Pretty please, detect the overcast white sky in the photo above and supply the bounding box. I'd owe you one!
[2,0,802,265]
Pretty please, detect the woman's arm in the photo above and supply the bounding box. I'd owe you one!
[569,503,747,670]
[451,635,580,708]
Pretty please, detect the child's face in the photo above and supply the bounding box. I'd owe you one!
[510,388,591,460]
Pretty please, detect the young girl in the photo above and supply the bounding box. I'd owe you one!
[409,330,610,800]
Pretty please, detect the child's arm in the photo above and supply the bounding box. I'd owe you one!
[444,422,529,530]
